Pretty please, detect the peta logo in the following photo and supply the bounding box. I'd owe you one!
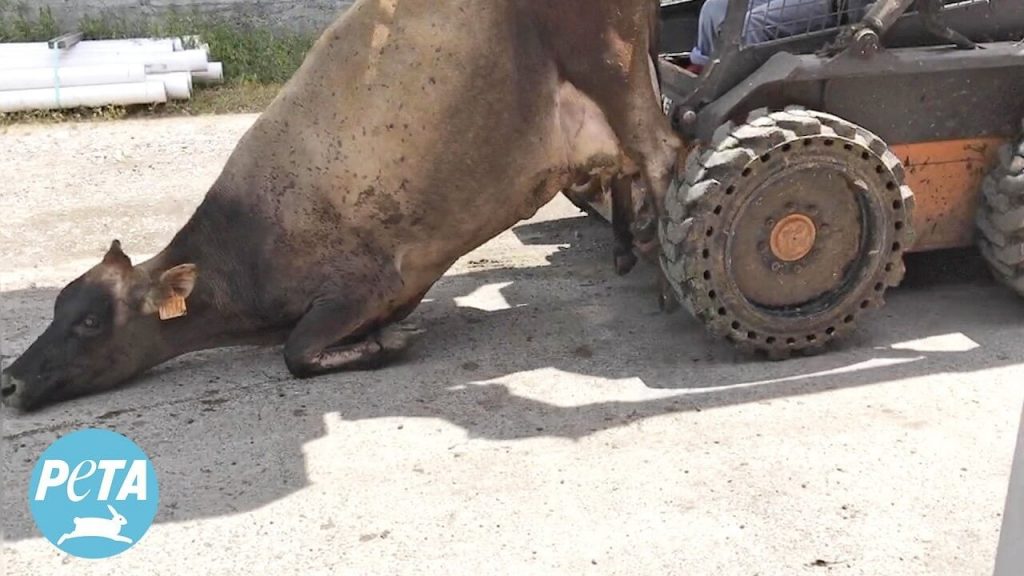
[28,428,159,559]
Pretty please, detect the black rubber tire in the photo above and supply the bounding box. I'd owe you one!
[977,135,1024,296]
[659,107,916,358]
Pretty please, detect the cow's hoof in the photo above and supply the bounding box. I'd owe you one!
[632,214,657,245]
[614,250,638,276]
[659,289,681,314]
[377,323,425,351]
[633,237,660,263]
[657,272,681,314]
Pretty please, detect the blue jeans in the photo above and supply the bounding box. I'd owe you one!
[691,0,841,66]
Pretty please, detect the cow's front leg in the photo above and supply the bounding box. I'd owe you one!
[291,323,422,376]
[283,283,422,377]
[285,308,422,377]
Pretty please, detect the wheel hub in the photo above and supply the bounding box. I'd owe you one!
[731,166,864,310]
[770,213,817,262]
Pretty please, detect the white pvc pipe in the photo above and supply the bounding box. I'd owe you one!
[0,49,211,73]
[191,62,224,85]
[148,72,192,100]
[0,80,168,113]
[142,50,210,73]
[0,63,147,91]
[0,38,177,54]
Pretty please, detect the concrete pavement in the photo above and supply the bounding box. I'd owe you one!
[2,115,1023,575]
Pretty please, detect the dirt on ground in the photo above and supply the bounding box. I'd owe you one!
[1,115,1023,576]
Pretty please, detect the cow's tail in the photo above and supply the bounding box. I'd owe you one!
[648,0,663,88]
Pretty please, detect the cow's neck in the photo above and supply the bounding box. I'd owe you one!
[138,196,285,355]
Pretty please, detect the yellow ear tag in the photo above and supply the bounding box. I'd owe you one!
[158,295,187,320]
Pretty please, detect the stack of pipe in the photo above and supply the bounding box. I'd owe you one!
[0,37,225,113]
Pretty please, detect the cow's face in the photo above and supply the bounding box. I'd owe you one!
[1,241,197,412]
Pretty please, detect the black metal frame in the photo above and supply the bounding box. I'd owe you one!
[659,0,1024,144]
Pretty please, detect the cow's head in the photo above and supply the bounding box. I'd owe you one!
[1,241,197,412]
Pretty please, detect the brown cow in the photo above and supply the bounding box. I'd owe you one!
[1,0,681,411]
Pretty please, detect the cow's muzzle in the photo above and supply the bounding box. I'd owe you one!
[1,371,28,410]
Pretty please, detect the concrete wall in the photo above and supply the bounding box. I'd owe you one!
[6,0,355,33]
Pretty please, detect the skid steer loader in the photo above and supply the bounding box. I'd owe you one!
[603,0,1024,358]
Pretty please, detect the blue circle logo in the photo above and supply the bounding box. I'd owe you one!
[28,428,159,559]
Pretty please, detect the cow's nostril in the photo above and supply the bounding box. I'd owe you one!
[1,373,16,398]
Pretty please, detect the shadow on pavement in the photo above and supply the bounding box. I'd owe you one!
[3,213,1024,540]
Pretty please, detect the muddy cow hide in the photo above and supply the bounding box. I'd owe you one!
[1,0,681,411]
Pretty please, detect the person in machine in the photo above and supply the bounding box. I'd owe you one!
[688,0,872,74]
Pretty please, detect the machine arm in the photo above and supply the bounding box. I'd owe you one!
[915,0,978,49]
[822,0,976,57]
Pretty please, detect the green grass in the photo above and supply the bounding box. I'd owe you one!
[0,2,60,41]
[0,3,316,123]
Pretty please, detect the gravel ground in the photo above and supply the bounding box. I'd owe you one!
[1,115,1023,576]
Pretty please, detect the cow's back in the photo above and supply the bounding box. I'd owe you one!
[207,0,568,299]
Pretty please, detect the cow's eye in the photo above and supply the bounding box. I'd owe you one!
[79,315,101,331]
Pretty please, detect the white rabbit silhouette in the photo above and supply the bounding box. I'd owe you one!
[56,504,133,545]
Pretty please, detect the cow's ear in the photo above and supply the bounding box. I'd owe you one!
[158,264,197,299]
[141,264,198,320]
[102,239,133,270]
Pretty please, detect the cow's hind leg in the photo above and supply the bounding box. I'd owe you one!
[566,67,679,217]
[534,2,680,242]
[611,175,638,275]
